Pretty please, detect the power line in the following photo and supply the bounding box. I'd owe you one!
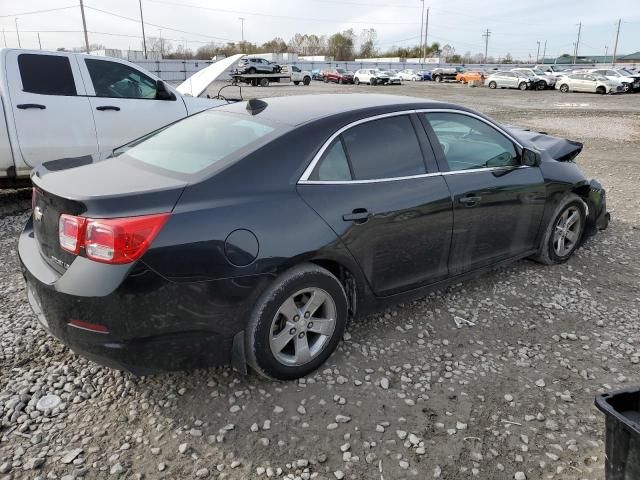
[0,6,77,19]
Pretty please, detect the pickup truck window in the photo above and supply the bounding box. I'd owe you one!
[85,59,157,99]
[18,54,77,96]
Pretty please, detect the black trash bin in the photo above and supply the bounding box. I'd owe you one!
[595,388,640,480]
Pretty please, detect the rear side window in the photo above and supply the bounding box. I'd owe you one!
[309,139,352,181]
[341,115,425,180]
[18,54,77,96]
[115,111,278,175]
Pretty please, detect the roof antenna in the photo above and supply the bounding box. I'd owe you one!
[246,98,268,115]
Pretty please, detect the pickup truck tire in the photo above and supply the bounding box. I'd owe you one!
[434,75,442,83]
[303,76,311,85]
[260,78,269,87]
[488,81,497,89]
[354,78,360,85]
[518,82,528,91]
[294,81,300,85]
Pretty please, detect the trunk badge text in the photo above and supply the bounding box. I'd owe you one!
[34,206,43,222]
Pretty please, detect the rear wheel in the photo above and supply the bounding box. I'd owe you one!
[293,81,300,85]
[245,264,348,380]
[559,83,569,93]
[596,86,606,95]
[434,75,442,83]
[536,81,546,90]
[354,77,360,85]
[488,81,497,89]
[530,193,586,265]
[303,76,311,85]
[518,81,528,91]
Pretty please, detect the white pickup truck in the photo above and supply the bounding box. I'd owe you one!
[0,48,227,187]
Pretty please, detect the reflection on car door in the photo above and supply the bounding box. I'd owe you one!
[420,111,546,275]
[297,113,453,296]
[78,57,187,156]
[5,51,97,166]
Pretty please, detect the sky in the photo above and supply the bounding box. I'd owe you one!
[1,0,639,61]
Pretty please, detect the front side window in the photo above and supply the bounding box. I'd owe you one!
[342,115,425,180]
[18,54,77,96]
[85,59,158,99]
[423,113,519,171]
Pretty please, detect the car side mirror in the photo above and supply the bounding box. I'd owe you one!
[156,80,176,101]
[522,148,541,167]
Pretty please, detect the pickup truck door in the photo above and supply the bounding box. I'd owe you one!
[77,56,188,155]
[4,50,97,167]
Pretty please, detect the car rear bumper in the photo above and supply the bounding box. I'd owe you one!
[18,220,269,375]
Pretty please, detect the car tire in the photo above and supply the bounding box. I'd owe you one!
[530,193,587,265]
[434,75,442,83]
[559,84,569,93]
[293,81,300,85]
[370,78,377,86]
[248,67,256,75]
[596,86,606,95]
[536,81,546,90]
[622,83,631,93]
[354,78,360,85]
[245,263,348,381]
[303,76,311,85]
[260,78,269,87]
[488,81,497,89]
[518,81,528,91]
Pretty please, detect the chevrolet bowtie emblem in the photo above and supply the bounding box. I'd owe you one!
[34,206,43,222]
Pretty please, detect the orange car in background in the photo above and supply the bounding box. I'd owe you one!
[456,71,486,83]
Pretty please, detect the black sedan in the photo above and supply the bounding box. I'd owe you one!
[20,94,609,380]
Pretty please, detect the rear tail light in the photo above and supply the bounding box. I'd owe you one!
[59,213,169,264]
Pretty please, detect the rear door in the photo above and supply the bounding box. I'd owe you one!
[420,111,545,275]
[78,56,187,156]
[297,112,453,296]
[5,50,97,166]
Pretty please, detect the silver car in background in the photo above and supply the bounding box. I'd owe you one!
[511,68,556,90]
[380,70,402,85]
[555,73,623,94]
[485,71,532,90]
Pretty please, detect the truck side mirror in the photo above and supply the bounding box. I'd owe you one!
[156,80,176,101]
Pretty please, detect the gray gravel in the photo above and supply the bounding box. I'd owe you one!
[1,83,639,479]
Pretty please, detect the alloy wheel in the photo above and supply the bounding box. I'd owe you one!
[553,206,582,257]
[269,288,337,366]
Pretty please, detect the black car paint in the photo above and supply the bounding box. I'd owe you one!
[19,94,608,375]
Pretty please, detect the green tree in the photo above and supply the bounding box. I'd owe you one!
[327,29,355,60]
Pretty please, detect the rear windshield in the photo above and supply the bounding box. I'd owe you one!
[114,111,278,175]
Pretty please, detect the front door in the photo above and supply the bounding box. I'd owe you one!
[78,57,187,155]
[298,113,453,296]
[5,51,97,166]
[420,111,546,275]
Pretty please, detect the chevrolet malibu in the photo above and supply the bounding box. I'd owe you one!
[20,94,609,380]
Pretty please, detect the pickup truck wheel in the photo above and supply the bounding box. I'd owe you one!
[354,78,360,85]
[559,83,569,93]
[260,78,269,87]
[303,76,311,85]
[434,75,442,83]
[488,81,497,89]
[518,81,528,90]
[293,81,300,85]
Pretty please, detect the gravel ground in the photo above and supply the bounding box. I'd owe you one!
[1,82,639,480]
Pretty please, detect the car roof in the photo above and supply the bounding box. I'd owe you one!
[215,94,449,127]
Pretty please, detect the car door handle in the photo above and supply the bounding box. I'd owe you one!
[342,208,370,224]
[17,103,46,110]
[96,105,120,111]
[459,195,482,207]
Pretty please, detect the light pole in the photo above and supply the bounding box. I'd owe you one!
[419,0,424,62]
[15,18,21,48]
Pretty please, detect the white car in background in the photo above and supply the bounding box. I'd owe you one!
[398,69,422,81]
[511,67,556,90]
[585,68,640,93]
[556,73,624,94]
[380,70,402,85]
[353,69,388,85]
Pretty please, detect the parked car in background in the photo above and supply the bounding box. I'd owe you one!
[511,68,556,90]
[485,71,533,90]
[586,68,640,93]
[236,57,281,74]
[380,70,401,85]
[0,48,225,187]
[535,65,570,77]
[556,73,623,94]
[21,94,608,379]
[397,69,422,81]
[456,70,486,84]
[418,70,432,81]
[323,68,354,84]
[431,66,466,82]
[311,69,323,81]
[353,69,388,85]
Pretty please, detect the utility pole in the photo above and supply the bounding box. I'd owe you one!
[423,7,429,62]
[611,18,621,66]
[482,29,490,63]
[542,40,547,64]
[158,29,163,58]
[419,0,424,63]
[239,17,245,43]
[604,45,608,63]
[37,32,42,50]
[573,22,581,65]
[79,0,90,53]
[139,0,148,59]
[15,18,20,48]
[536,41,540,64]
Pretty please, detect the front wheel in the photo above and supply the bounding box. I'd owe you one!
[530,194,586,265]
[488,81,497,89]
[622,83,631,93]
[245,264,348,380]
[303,76,311,85]
[596,86,606,95]
[518,81,528,91]
[370,78,377,86]
[536,81,546,91]
[354,77,360,85]
[559,83,569,93]
[434,75,442,83]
